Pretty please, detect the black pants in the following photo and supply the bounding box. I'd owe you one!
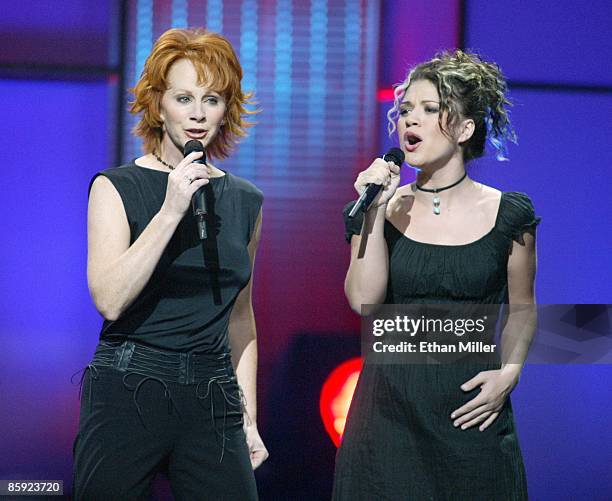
[72,340,257,501]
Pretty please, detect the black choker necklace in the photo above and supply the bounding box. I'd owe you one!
[153,152,174,170]
[415,172,467,215]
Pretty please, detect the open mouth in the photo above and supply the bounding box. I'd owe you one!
[404,131,422,151]
[405,131,422,144]
[185,129,208,139]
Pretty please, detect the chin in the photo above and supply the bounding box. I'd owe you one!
[404,153,425,168]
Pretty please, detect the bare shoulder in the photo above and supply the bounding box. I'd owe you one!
[89,174,120,201]
[88,175,130,260]
[459,183,502,232]
[475,182,502,199]
[473,182,503,211]
[89,175,119,201]
[88,175,127,228]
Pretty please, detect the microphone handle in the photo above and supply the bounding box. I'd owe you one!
[191,157,208,239]
[348,184,382,218]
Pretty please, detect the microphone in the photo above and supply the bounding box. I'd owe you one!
[348,148,405,218]
[184,140,208,239]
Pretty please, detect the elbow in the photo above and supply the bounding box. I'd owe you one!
[345,292,360,315]
[95,298,122,322]
[346,295,383,316]
[348,300,363,316]
[89,282,123,321]
[100,307,121,322]
[345,288,364,315]
[344,268,388,315]
[345,284,384,316]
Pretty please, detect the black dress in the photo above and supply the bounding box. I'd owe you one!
[332,192,541,501]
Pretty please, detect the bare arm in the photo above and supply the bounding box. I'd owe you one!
[228,208,262,425]
[87,176,178,320]
[344,205,390,313]
[344,158,401,314]
[500,231,538,380]
[227,208,268,468]
[451,229,538,431]
[87,152,209,320]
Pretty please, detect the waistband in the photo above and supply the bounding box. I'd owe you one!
[71,340,242,462]
[89,339,234,384]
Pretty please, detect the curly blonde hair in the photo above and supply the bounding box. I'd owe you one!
[130,28,257,160]
[387,49,517,161]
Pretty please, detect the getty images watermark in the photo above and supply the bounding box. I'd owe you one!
[372,313,493,352]
[361,304,611,364]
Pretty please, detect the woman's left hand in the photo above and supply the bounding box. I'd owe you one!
[244,424,269,469]
[451,369,519,432]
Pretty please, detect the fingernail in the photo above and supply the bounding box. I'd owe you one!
[461,424,467,430]
[450,413,456,419]
[453,421,459,427]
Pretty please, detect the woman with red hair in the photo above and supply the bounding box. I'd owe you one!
[72,28,266,500]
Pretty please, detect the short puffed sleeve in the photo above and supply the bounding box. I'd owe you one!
[498,192,541,245]
[343,201,364,243]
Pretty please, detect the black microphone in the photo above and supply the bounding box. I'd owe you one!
[348,148,405,218]
[184,140,208,239]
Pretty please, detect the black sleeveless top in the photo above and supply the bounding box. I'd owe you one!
[343,191,541,305]
[89,161,263,353]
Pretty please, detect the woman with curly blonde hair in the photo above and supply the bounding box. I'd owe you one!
[333,50,539,500]
[73,28,266,500]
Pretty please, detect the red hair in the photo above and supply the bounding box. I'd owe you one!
[130,28,257,160]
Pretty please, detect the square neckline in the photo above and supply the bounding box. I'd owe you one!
[385,191,505,248]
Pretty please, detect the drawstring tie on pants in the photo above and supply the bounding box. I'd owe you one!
[71,341,242,463]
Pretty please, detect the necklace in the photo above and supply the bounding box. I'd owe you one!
[415,172,467,215]
[153,152,174,170]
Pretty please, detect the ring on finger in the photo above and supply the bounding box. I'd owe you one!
[184,175,194,183]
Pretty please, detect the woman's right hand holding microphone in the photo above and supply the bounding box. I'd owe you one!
[354,157,402,209]
[160,151,211,221]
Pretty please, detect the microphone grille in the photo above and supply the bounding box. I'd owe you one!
[384,147,405,166]
[183,140,204,157]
